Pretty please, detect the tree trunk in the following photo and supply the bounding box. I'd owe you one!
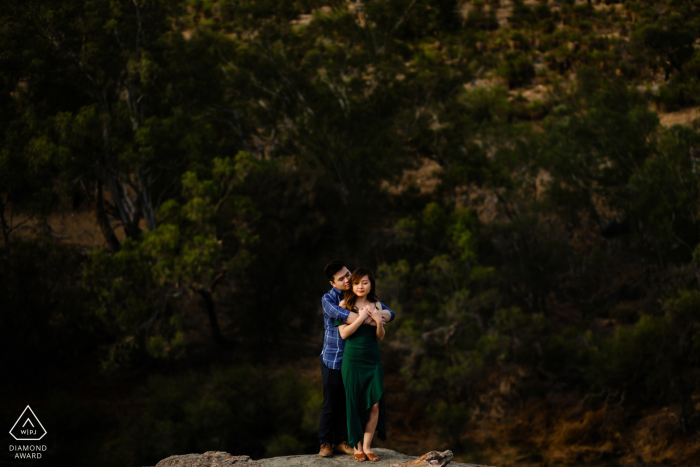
[0,197,10,247]
[95,181,121,252]
[197,288,236,350]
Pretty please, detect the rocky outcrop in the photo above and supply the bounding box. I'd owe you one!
[260,449,494,467]
[155,451,262,467]
[151,449,493,467]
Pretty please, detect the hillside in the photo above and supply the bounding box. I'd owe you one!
[2,1,700,467]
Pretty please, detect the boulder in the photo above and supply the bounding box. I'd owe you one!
[152,449,493,467]
[155,451,262,467]
[258,449,492,467]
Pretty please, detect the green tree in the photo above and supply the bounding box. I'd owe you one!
[637,25,695,80]
[1,0,229,250]
[83,153,259,368]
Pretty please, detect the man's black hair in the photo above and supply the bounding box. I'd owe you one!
[324,260,346,281]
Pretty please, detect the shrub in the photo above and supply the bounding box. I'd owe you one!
[655,76,700,111]
[427,401,472,448]
[589,287,700,411]
[465,9,499,31]
[99,366,322,466]
[497,51,536,88]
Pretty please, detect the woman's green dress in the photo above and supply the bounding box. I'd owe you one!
[334,310,386,447]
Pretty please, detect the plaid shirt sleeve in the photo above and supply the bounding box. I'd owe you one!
[322,291,350,323]
[378,301,395,322]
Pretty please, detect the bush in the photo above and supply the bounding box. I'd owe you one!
[497,51,536,88]
[589,286,700,410]
[0,240,93,375]
[465,9,499,31]
[427,401,472,448]
[98,366,322,466]
[655,76,700,111]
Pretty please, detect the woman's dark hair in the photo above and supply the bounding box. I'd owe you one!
[324,260,347,281]
[344,268,378,311]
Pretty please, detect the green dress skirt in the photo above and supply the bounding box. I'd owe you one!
[334,316,386,447]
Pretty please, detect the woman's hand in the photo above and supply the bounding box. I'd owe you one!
[340,305,374,339]
[357,306,370,321]
[358,305,372,324]
[371,307,385,341]
[369,308,383,324]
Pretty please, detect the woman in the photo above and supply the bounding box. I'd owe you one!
[334,268,386,462]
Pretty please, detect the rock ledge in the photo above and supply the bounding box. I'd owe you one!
[260,449,493,467]
[152,449,493,467]
[155,451,262,467]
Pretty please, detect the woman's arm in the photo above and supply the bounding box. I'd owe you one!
[339,301,375,326]
[347,305,378,325]
[338,307,369,339]
[372,303,385,341]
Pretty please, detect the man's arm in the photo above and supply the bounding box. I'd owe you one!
[378,301,395,323]
[322,293,351,323]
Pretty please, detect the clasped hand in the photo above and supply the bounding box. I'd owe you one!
[358,305,383,325]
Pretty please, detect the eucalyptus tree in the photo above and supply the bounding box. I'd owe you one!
[0,0,229,250]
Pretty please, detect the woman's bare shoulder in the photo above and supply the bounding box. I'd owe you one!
[339,299,347,309]
[375,301,382,310]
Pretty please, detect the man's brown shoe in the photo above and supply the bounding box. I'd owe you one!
[334,441,355,455]
[319,443,333,457]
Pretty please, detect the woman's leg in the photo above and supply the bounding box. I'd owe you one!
[362,402,380,454]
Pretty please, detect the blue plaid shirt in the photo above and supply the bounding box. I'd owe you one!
[320,287,395,370]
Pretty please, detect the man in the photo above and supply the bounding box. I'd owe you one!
[318,260,394,457]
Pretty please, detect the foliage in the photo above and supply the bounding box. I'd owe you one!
[591,285,700,407]
[105,366,321,465]
[38,366,321,467]
[82,153,260,369]
[0,241,93,374]
[497,51,535,89]
[4,0,700,462]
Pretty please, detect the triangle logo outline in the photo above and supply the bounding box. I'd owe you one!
[9,406,47,441]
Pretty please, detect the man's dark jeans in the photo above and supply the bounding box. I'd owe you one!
[319,356,348,446]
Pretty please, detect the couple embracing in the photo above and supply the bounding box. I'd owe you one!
[318,260,395,462]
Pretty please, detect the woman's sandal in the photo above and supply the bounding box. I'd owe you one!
[365,452,380,462]
[354,453,368,462]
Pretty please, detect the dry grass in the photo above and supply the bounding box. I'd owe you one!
[367,361,700,466]
[469,401,698,466]
[0,206,149,249]
[381,158,443,196]
[658,107,700,129]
